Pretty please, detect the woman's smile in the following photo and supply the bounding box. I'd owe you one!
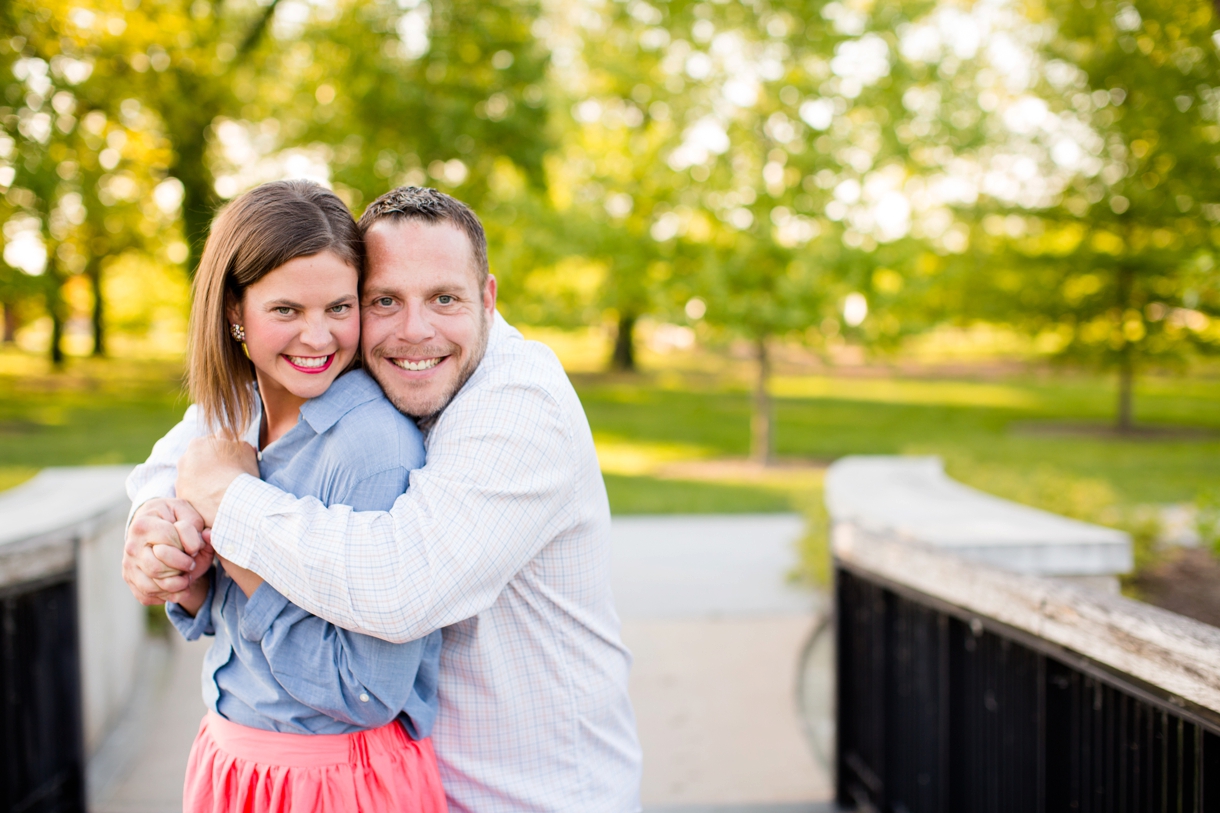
[283,353,335,373]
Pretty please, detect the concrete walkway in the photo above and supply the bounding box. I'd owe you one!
[88,514,832,812]
[611,515,832,811]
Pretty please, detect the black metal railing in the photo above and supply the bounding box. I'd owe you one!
[836,565,1220,813]
[0,575,84,813]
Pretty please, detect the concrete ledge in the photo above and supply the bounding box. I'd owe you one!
[0,466,144,761]
[824,456,1131,576]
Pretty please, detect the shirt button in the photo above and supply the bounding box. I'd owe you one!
[360,693,370,702]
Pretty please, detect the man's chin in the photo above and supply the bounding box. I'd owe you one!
[367,363,456,421]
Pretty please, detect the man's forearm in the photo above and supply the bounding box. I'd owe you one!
[211,462,568,644]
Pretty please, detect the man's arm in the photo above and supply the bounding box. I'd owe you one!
[123,406,216,605]
[195,381,577,644]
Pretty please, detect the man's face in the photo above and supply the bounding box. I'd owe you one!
[361,219,496,420]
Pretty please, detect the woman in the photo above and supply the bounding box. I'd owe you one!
[131,180,446,812]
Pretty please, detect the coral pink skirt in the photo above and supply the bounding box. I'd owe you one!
[183,712,447,813]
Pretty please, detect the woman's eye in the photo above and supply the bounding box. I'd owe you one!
[275,307,293,316]
[330,303,352,314]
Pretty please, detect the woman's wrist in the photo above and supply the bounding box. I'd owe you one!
[175,573,211,617]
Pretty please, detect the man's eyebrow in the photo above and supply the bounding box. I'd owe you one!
[362,286,398,299]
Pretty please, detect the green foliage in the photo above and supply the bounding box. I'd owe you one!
[944,0,1220,424]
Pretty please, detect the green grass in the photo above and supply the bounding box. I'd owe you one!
[576,372,1220,507]
[602,473,793,514]
[0,352,189,488]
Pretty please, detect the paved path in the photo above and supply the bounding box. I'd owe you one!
[611,515,832,811]
[88,514,833,812]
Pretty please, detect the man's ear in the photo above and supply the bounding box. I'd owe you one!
[483,275,497,317]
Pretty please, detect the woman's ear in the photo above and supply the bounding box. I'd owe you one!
[225,294,242,328]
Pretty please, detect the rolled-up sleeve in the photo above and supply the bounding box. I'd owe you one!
[210,380,575,643]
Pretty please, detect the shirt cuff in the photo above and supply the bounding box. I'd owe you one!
[166,576,215,641]
[239,582,289,643]
[210,473,282,570]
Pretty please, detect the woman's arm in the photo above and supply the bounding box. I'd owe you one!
[236,465,438,729]
[240,582,440,729]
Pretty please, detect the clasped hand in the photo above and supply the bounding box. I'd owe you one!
[122,436,260,606]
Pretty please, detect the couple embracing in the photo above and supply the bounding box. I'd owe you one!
[122,181,643,812]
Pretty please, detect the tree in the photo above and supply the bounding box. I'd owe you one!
[930,0,1220,430]
[1035,0,1220,428]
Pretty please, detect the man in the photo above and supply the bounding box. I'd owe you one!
[123,187,643,812]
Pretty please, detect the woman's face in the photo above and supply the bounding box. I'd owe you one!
[228,251,360,405]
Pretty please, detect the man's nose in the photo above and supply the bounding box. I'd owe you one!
[399,299,437,345]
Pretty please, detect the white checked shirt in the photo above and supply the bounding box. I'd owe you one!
[127,313,643,813]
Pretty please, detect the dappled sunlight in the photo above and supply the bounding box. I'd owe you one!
[770,375,1043,410]
[593,434,713,476]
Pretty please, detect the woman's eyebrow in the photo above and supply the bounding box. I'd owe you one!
[266,298,305,309]
[326,294,357,308]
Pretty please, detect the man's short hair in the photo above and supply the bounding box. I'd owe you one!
[358,187,489,286]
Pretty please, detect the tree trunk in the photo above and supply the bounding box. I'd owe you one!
[611,312,636,372]
[1117,346,1134,433]
[751,335,773,466]
[1116,264,1135,432]
[49,306,65,367]
[45,272,65,367]
[88,258,105,357]
[2,303,16,343]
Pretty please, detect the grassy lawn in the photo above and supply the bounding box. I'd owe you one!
[579,370,1220,507]
[0,352,190,491]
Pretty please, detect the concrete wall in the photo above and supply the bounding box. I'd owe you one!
[824,455,1132,586]
[0,466,144,754]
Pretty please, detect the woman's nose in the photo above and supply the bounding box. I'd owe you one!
[300,315,333,349]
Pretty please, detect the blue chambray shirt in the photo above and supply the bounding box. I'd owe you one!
[166,369,441,738]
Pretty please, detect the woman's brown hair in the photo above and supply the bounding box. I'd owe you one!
[187,180,363,438]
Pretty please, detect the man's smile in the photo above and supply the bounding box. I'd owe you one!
[389,356,445,372]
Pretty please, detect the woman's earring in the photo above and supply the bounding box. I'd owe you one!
[230,323,246,342]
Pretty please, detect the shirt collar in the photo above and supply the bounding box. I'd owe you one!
[297,368,384,435]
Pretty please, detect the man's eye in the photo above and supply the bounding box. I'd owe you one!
[374,297,394,307]
[437,295,454,305]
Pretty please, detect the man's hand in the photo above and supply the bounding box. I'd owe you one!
[177,436,259,527]
[123,498,213,606]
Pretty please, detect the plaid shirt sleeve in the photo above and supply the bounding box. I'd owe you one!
[211,376,575,644]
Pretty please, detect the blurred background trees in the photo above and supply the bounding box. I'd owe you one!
[0,0,1217,438]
